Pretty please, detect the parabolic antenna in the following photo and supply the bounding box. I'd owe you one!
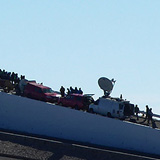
[98,77,114,93]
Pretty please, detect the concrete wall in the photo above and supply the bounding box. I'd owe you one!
[0,92,160,155]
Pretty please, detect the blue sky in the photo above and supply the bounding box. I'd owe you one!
[0,0,160,114]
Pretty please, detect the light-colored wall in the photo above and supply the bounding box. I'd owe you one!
[0,92,160,155]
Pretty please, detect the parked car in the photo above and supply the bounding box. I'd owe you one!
[58,94,94,110]
[89,97,134,119]
[24,82,61,103]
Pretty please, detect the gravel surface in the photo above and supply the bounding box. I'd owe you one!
[0,139,53,159]
[0,129,159,160]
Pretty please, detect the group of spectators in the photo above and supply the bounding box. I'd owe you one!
[0,69,20,84]
[0,69,84,98]
[0,69,27,94]
[60,86,83,97]
[143,105,154,125]
[135,104,156,128]
[0,69,157,129]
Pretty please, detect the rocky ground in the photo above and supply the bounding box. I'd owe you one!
[0,131,159,160]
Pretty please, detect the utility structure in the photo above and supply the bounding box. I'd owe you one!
[98,77,115,97]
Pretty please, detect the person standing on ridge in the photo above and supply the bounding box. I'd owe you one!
[78,88,83,94]
[66,88,71,95]
[148,108,153,125]
[19,76,28,95]
[60,86,65,97]
[135,105,139,120]
[142,105,149,124]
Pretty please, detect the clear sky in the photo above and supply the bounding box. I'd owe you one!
[0,1,160,114]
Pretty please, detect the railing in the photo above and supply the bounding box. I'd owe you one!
[139,110,160,118]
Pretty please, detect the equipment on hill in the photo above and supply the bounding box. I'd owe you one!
[98,77,115,97]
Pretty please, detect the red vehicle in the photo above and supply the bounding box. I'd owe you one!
[24,82,61,103]
[58,94,94,110]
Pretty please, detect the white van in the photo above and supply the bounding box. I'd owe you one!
[89,97,134,119]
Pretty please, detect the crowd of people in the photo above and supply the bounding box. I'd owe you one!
[143,105,154,125]
[0,69,27,94]
[60,86,83,97]
[0,69,84,98]
[0,69,158,129]
[134,104,157,128]
[0,69,20,84]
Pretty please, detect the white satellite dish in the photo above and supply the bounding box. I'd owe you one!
[98,77,115,96]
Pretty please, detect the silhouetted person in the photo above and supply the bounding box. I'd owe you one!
[148,108,153,125]
[78,88,83,94]
[75,87,78,93]
[70,86,74,94]
[11,72,15,84]
[67,88,71,95]
[135,105,139,120]
[143,105,149,124]
[2,70,6,79]
[60,86,65,97]
[14,73,19,84]
[19,76,28,95]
